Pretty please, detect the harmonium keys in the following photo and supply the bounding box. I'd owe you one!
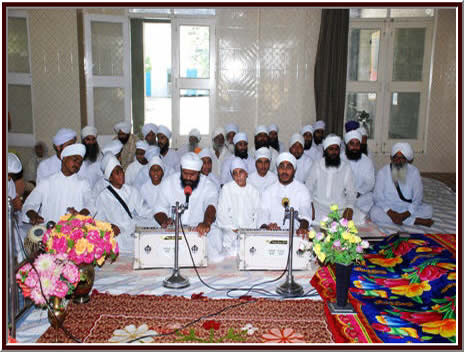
[133,226,207,269]
[238,228,313,271]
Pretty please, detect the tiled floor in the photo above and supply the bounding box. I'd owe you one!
[422,173,456,192]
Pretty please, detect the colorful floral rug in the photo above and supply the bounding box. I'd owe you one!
[311,233,457,344]
[37,290,333,344]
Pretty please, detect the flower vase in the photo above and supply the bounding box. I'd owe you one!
[47,296,67,329]
[328,262,356,314]
[72,263,95,304]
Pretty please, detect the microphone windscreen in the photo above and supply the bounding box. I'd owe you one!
[281,197,289,208]
[184,185,193,196]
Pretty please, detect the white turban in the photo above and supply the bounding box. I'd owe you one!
[100,152,114,173]
[81,126,97,139]
[142,123,158,137]
[230,157,248,173]
[157,125,172,139]
[392,142,414,161]
[180,152,202,172]
[313,120,326,131]
[323,134,341,150]
[145,146,160,161]
[268,124,279,133]
[199,148,213,160]
[61,143,86,159]
[255,147,271,160]
[212,127,225,138]
[255,125,268,136]
[300,124,314,135]
[104,156,121,180]
[113,121,131,134]
[8,153,22,174]
[344,130,362,144]
[189,128,201,141]
[289,133,304,149]
[136,140,149,151]
[53,128,76,146]
[276,152,297,170]
[233,132,248,144]
[357,126,368,137]
[225,123,239,134]
[102,140,123,156]
[148,155,165,172]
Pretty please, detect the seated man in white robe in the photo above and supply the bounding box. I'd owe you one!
[210,127,231,178]
[199,148,221,190]
[268,123,285,153]
[157,125,180,171]
[36,128,77,184]
[79,126,103,189]
[177,128,202,156]
[23,144,96,224]
[217,158,260,257]
[252,125,278,172]
[307,134,363,224]
[341,130,375,215]
[301,124,321,161]
[96,156,154,255]
[258,153,312,236]
[221,132,256,184]
[288,133,313,184]
[93,140,124,195]
[370,143,433,227]
[140,156,165,214]
[248,147,278,195]
[132,145,170,190]
[8,153,23,212]
[142,123,158,146]
[154,153,223,263]
[125,140,149,186]
[224,123,239,154]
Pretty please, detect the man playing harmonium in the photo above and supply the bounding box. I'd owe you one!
[258,152,312,237]
[154,152,224,263]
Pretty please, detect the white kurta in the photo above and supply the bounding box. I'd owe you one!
[294,154,313,184]
[8,179,16,199]
[93,178,110,197]
[341,152,375,214]
[140,180,163,213]
[247,171,278,196]
[22,172,96,223]
[306,158,362,224]
[217,181,260,256]
[258,180,312,229]
[160,148,180,172]
[206,173,221,191]
[36,155,61,184]
[79,158,103,189]
[96,184,153,254]
[221,155,256,185]
[125,159,145,186]
[370,164,432,226]
[211,147,231,179]
[304,145,322,161]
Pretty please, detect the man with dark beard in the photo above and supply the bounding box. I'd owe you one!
[341,130,375,217]
[370,143,433,227]
[221,132,256,184]
[288,133,313,184]
[79,126,103,189]
[156,124,180,171]
[268,124,286,153]
[253,125,278,172]
[154,152,224,263]
[142,123,158,146]
[301,124,322,161]
[113,120,139,171]
[210,127,231,178]
[306,134,361,224]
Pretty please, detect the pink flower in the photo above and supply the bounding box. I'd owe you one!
[52,236,68,254]
[70,219,82,228]
[261,328,305,343]
[62,263,80,284]
[70,229,84,241]
[35,254,56,274]
[340,218,348,227]
[84,218,95,225]
[87,230,101,244]
[333,240,341,248]
[60,225,73,235]
[356,245,364,253]
[330,222,338,232]
[114,243,119,255]
[94,246,105,259]
[30,288,46,305]
[83,252,95,264]
[53,280,68,298]
[316,232,324,241]
[24,273,38,288]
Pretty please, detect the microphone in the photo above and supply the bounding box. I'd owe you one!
[281,197,289,209]
[184,186,192,209]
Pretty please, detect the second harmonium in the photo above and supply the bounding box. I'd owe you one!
[238,229,312,271]
[133,226,207,269]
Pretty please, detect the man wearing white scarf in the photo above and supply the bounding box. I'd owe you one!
[248,147,278,196]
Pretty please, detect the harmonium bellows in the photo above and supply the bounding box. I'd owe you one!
[238,228,314,271]
[133,226,207,269]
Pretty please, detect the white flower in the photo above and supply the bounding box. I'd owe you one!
[361,240,369,249]
[108,324,157,343]
[241,323,258,335]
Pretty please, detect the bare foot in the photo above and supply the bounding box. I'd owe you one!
[414,218,434,227]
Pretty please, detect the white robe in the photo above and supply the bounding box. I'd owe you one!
[258,180,312,229]
[294,154,313,184]
[211,147,231,179]
[341,152,375,214]
[22,172,96,223]
[125,159,145,186]
[8,179,16,199]
[306,158,363,224]
[205,173,221,191]
[217,181,260,256]
[96,184,153,254]
[370,164,432,226]
[93,178,110,197]
[304,145,323,161]
[247,171,278,196]
[79,158,103,189]
[140,180,163,213]
[221,155,256,185]
[160,148,180,172]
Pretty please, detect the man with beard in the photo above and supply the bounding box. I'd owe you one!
[142,123,158,146]
[199,148,221,190]
[79,126,103,189]
[248,147,277,195]
[154,152,224,262]
[210,127,231,178]
[23,144,96,224]
[125,140,149,185]
[312,120,326,159]
[301,124,321,161]
[36,128,77,184]
[306,134,361,224]
[258,152,312,236]
[221,132,256,184]
[268,123,285,153]
[370,143,433,227]
[156,125,180,171]
[177,128,202,157]
[253,125,278,172]
[288,133,313,184]
[224,123,239,154]
[341,130,375,216]
[113,121,139,171]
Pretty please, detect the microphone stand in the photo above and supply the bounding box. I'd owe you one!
[163,201,190,289]
[276,206,304,297]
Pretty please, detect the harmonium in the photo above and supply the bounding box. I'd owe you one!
[133,226,207,269]
[238,228,313,271]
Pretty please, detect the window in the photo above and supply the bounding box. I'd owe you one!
[346,8,435,153]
